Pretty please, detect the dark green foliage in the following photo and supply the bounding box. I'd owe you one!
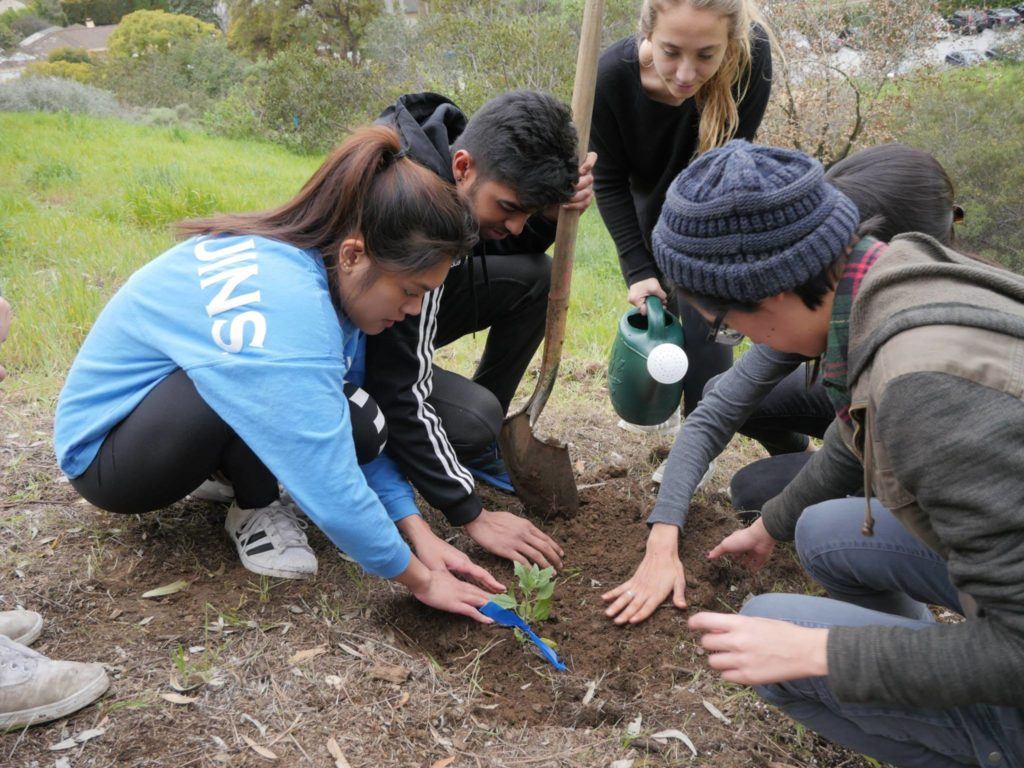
[166,0,220,26]
[60,0,165,26]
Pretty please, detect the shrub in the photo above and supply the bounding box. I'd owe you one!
[204,47,399,153]
[10,12,52,38]
[25,60,94,83]
[107,8,218,58]
[48,46,92,63]
[0,77,121,116]
[98,34,250,111]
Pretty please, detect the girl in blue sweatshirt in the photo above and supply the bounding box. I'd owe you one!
[55,126,503,622]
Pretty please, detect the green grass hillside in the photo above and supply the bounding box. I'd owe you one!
[0,113,626,396]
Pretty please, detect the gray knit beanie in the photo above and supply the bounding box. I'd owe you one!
[653,140,860,303]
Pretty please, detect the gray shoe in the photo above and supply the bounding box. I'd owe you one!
[0,636,109,730]
[0,611,43,647]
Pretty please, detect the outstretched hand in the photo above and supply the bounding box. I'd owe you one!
[602,523,686,625]
[464,508,564,571]
[708,516,777,572]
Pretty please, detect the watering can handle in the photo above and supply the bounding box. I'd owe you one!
[645,296,667,343]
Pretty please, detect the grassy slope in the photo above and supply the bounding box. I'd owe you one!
[0,112,625,398]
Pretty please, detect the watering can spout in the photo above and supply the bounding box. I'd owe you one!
[607,296,688,426]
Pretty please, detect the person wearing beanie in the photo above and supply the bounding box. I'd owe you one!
[602,144,966,628]
[668,140,1024,767]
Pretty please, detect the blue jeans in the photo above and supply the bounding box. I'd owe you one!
[741,498,1024,767]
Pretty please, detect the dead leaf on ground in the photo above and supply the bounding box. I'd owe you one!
[651,729,698,757]
[48,726,106,751]
[369,663,409,684]
[702,698,731,724]
[431,757,456,768]
[288,644,328,665]
[160,692,197,705]
[326,737,352,768]
[141,579,188,599]
[242,734,278,761]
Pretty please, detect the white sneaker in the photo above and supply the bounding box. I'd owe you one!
[190,472,235,504]
[653,458,717,490]
[0,611,43,647]
[0,635,109,730]
[225,501,317,579]
[618,409,681,436]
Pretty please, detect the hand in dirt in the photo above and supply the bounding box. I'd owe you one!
[464,509,564,571]
[397,556,494,623]
[396,514,504,592]
[707,517,776,572]
[688,612,828,685]
[602,523,685,625]
[414,568,496,623]
[416,533,505,593]
[627,278,668,315]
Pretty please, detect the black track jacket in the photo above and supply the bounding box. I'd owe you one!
[366,93,557,525]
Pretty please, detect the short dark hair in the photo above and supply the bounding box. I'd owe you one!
[680,143,960,315]
[453,90,578,211]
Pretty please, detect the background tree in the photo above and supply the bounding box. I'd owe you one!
[227,0,382,60]
[60,0,163,26]
[106,8,218,57]
[759,0,937,166]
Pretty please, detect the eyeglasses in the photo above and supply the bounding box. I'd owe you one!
[706,311,745,346]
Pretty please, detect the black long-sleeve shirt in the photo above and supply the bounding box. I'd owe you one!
[590,32,772,287]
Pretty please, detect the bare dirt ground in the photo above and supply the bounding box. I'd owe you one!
[0,371,873,768]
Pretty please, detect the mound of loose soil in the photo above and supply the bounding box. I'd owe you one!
[382,472,812,741]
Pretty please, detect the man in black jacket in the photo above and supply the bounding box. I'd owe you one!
[366,91,596,570]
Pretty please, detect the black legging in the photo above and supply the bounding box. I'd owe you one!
[71,370,387,515]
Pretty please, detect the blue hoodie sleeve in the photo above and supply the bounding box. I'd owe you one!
[362,451,420,523]
[188,355,411,578]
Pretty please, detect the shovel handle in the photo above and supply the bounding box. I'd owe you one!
[527,0,605,425]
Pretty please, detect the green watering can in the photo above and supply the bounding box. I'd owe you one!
[608,296,688,426]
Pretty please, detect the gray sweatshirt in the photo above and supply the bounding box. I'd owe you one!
[648,343,805,528]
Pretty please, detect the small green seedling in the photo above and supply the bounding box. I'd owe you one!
[492,562,557,646]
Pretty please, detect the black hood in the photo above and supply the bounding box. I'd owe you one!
[375,92,466,184]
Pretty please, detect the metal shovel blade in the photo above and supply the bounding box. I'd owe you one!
[499,410,579,518]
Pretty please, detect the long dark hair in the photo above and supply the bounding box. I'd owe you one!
[177,125,475,284]
[827,143,956,246]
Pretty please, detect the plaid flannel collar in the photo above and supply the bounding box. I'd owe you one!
[822,237,887,423]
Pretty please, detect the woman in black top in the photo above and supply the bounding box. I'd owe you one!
[591,0,774,428]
